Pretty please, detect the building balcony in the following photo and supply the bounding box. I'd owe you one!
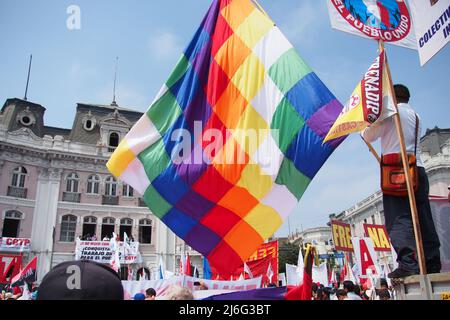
[62,192,81,203]
[102,195,119,205]
[7,186,27,199]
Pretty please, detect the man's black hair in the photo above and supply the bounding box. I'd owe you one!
[336,289,347,298]
[146,288,156,297]
[343,280,355,292]
[394,84,410,103]
[378,289,391,300]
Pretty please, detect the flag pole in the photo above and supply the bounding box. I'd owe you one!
[378,40,427,276]
[361,135,381,163]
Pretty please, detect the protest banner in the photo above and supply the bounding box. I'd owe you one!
[0,254,22,284]
[351,237,381,278]
[121,275,262,300]
[0,238,31,253]
[75,240,141,264]
[331,220,354,252]
[408,0,450,65]
[326,0,417,49]
[363,224,392,252]
[10,256,37,287]
[211,240,278,284]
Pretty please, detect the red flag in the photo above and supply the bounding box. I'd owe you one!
[185,254,191,276]
[11,256,37,287]
[285,245,314,300]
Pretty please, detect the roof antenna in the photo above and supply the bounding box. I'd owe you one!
[24,54,33,101]
[111,56,119,106]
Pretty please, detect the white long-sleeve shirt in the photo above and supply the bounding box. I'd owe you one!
[362,103,424,167]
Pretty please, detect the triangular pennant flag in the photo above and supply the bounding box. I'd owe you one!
[324,49,396,142]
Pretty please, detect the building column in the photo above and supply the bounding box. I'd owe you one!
[156,219,175,273]
[30,168,62,282]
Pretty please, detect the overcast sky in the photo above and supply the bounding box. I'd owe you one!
[1,0,449,237]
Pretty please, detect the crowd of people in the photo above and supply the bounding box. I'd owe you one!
[1,259,396,301]
[316,280,393,301]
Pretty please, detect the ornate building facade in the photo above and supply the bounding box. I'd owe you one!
[0,97,203,282]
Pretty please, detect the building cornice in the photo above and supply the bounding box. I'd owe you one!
[0,195,36,208]
[58,201,153,215]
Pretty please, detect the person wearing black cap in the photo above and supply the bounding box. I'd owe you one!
[363,84,441,278]
[37,260,124,300]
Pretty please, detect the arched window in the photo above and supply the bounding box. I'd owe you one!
[66,173,79,193]
[108,132,119,152]
[136,267,150,280]
[122,184,134,197]
[11,167,27,188]
[119,218,133,241]
[2,211,22,238]
[105,176,117,196]
[138,219,152,244]
[101,217,115,240]
[87,175,100,194]
[82,216,97,240]
[60,215,77,242]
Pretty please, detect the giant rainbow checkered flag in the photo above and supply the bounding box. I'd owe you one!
[107,0,345,274]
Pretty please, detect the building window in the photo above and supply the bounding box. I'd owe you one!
[105,176,117,196]
[87,175,100,194]
[60,215,77,242]
[138,219,152,244]
[119,266,128,280]
[101,217,115,240]
[2,211,22,238]
[119,218,133,241]
[66,173,79,193]
[136,267,150,280]
[122,184,134,197]
[108,132,119,152]
[11,167,27,188]
[82,216,97,240]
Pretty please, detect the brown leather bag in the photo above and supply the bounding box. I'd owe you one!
[380,115,420,197]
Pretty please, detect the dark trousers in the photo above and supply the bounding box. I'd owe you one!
[383,167,441,273]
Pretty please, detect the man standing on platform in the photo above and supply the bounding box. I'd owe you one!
[362,84,441,278]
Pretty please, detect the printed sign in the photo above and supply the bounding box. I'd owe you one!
[0,238,31,253]
[211,240,278,284]
[363,224,392,251]
[121,275,262,300]
[327,0,417,49]
[352,237,381,277]
[408,0,450,65]
[75,240,141,264]
[331,220,354,252]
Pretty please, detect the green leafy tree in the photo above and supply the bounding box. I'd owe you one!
[278,242,299,274]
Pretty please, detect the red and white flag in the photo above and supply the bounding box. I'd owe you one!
[243,262,253,279]
[266,262,274,284]
[11,256,37,287]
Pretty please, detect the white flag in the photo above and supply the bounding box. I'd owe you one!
[266,262,274,283]
[296,247,304,285]
[243,262,253,279]
[109,232,120,272]
[158,255,166,280]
